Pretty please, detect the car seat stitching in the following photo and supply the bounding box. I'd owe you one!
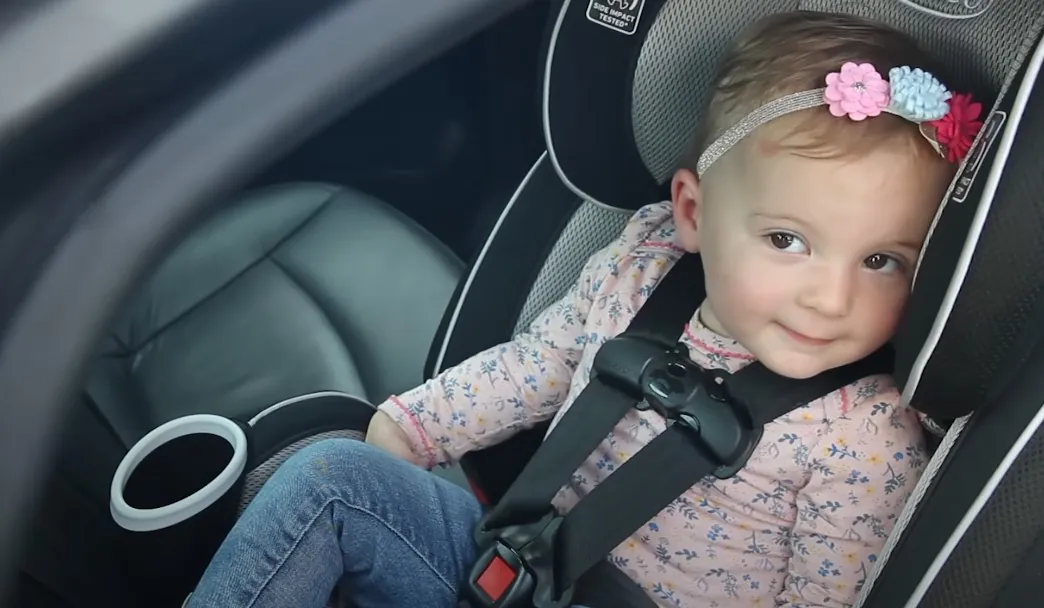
[247,496,461,606]
[268,255,369,398]
[81,391,134,450]
[124,187,340,353]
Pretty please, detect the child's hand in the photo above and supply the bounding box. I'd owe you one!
[366,411,424,466]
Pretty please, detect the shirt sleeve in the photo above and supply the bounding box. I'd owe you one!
[374,248,604,469]
[777,376,929,607]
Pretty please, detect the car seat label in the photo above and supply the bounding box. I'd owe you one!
[587,0,645,36]
[952,110,1006,204]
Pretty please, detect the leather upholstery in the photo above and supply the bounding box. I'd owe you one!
[87,183,462,446]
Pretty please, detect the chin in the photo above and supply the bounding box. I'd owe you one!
[756,351,833,380]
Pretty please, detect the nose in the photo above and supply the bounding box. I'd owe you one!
[798,263,855,318]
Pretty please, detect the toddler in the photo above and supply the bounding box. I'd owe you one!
[187,10,982,608]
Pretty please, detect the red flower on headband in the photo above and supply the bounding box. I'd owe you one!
[929,92,984,163]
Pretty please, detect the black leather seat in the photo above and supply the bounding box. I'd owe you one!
[86,182,462,446]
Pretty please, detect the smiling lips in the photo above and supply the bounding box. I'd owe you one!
[779,323,835,346]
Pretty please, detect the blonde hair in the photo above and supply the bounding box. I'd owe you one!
[686,11,953,171]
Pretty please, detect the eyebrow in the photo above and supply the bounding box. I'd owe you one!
[750,212,812,229]
[889,241,924,255]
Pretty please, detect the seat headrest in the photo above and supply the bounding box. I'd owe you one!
[542,0,1044,420]
[544,0,1032,210]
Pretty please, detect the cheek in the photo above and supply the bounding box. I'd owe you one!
[854,279,911,337]
[706,248,791,317]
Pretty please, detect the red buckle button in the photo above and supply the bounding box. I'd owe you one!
[476,555,517,600]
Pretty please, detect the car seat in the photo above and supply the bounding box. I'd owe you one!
[25,1,1044,607]
[438,0,1044,606]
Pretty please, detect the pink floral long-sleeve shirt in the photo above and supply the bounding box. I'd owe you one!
[377,201,927,607]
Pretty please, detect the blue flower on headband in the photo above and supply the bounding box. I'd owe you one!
[887,66,952,122]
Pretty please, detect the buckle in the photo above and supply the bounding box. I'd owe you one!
[463,512,574,608]
[637,343,763,478]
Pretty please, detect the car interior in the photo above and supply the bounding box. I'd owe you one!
[2,0,1044,607]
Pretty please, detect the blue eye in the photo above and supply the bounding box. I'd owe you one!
[767,232,808,254]
[865,253,902,274]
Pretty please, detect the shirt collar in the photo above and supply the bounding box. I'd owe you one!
[680,309,756,373]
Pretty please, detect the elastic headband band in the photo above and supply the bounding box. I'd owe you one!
[696,62,984,177]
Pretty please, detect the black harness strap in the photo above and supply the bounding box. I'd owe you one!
[462,254,893,608]
[480,253,708,532]
[556,349,890,592]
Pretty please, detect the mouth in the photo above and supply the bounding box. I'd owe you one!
[779,324,835,346]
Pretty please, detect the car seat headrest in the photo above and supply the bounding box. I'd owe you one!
[543,0,1044,420]
[544,0,1018,210]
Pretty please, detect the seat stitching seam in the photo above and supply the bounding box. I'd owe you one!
[127,189,339,352]
[269,256,368,398]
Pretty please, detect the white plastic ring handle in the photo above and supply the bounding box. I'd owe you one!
[110,414,248,532]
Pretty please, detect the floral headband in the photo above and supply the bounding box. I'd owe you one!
[696,62,985,177]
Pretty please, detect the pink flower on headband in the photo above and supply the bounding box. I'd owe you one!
[824,62,890,120]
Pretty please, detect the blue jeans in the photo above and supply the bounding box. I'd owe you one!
[186,438,484,607]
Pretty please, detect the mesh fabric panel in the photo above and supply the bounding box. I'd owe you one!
[921,417,1044,607]
[514,202,633,335]
[632,0,798,182]
[632,0,1041,182]
[237,429,365,513]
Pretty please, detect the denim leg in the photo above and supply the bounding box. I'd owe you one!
[187,438,483,608]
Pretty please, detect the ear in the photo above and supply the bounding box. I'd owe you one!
[671,168,702,253]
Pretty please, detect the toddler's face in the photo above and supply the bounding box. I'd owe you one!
[672,136,952,379]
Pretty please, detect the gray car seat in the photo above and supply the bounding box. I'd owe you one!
[446,0,1043,494]
[436,1,1044,606]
